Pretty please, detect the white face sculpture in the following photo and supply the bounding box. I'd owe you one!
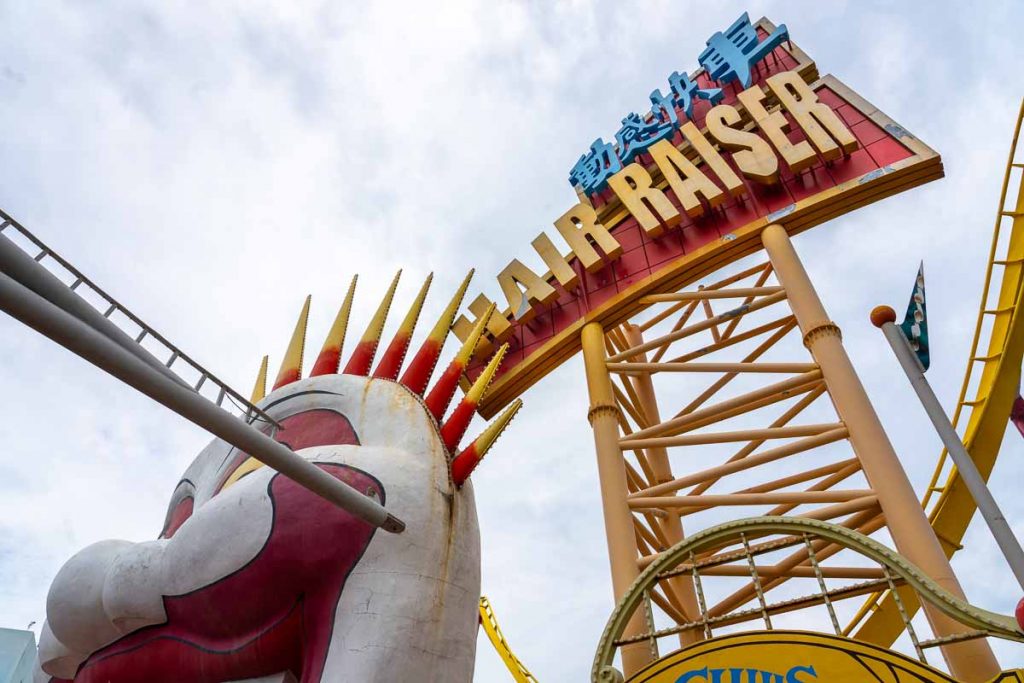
[36,372,485,683]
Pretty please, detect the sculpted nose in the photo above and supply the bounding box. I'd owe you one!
[46,539,132,653]
[102,541,168,632]
[46,538,167,661]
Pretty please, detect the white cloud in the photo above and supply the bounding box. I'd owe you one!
[1,1,1022,680]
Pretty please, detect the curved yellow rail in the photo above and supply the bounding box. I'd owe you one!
[479,596,539,683]
[591,517,1024,683]
[850,99,1024,646]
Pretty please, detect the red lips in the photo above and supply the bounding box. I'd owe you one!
[62,409,377,683]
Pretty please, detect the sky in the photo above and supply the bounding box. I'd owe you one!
[0,1,1022,680]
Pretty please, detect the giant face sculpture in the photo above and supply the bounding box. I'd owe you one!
[34,273,520,683]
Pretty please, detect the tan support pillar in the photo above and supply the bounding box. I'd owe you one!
[761,224,999,681]
[623,323,703,647]
[582,321,653,676]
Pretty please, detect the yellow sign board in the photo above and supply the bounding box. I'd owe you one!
[627,631,955,683]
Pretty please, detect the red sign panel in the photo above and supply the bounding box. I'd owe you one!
[462,19,941,418]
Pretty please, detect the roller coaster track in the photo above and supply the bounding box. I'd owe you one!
[592,517,1024,683]
[849,99,1024,646]
[479,596,539,683]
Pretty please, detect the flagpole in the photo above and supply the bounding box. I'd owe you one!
[871,304,1024,592]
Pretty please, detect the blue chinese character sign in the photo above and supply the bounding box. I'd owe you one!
[568,12,790,197]
[698,12,789,88]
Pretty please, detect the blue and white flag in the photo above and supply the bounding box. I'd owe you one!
[899,262,929,371]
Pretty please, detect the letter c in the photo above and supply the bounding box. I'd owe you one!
[676,667,709,683]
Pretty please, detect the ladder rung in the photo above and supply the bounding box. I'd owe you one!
[1002,211,1024,218]
[3,208,280,428]
[962,396,987,407]
[1013,163,1024,169]
[918,629,990,649]
[994,258,1024,265]
[983,307,1014,315]
[972,353,1001,362]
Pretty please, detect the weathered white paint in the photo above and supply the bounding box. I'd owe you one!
[38,375,482,682]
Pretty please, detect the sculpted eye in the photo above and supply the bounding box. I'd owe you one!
[159,494,194,539]
[216,409,359,494]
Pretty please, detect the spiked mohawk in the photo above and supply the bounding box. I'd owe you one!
[252,271,520,487]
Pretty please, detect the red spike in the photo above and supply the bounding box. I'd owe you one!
[404,337,445,396]
[441,400,476,453]
[373,274,432,381]
[439,344,507,452]
[425,302,494,421]
[401,270,474,395]
[451,441,482,486]
[451,399,521,486]
[311,275,357,377]
[271,296,311,391]
[343,271,401,376]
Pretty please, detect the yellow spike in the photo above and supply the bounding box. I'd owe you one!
[344,270,401,375]
[325,276,357,354]
[362,270,401,345]
[272,295,311,390]
[456,302,496,365]
[451,398,522,485]
[427,269,474,345]
[373,273,433,379]
[311,275,357,376]
[250,355,269,403]
[466,342,509,405]
[397,273,433,338]
[472,399,522,457]
[424,302,497,420]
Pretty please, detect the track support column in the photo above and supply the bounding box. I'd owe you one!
[623,323,703,646]
[761,223,999,681]
[582,321,652,677]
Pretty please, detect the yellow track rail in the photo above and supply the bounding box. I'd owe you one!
[479,596,539,683]
[592,517,1024,683]
[850,99,1024,646]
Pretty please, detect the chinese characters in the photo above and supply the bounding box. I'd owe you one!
[569,13,789,196]
[698,12,789,88]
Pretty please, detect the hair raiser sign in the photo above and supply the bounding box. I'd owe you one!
[454,14,943,419]
[624,631,956,683]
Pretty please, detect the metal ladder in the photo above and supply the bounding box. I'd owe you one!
[0,208,276,426]
[0,207,403,533]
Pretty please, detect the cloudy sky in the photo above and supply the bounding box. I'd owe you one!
[0,1,1022,680]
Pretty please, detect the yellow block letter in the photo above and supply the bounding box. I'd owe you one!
[767,71,858,161]
[554,202,622,273]
[706,104,779,184]
[607,163,680,237]
[452,293,512,357]
[737,84,817,174]
[648,138,725,218]
[498,259,558,321]
[531,231,579,290]
[679,121,745,197]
